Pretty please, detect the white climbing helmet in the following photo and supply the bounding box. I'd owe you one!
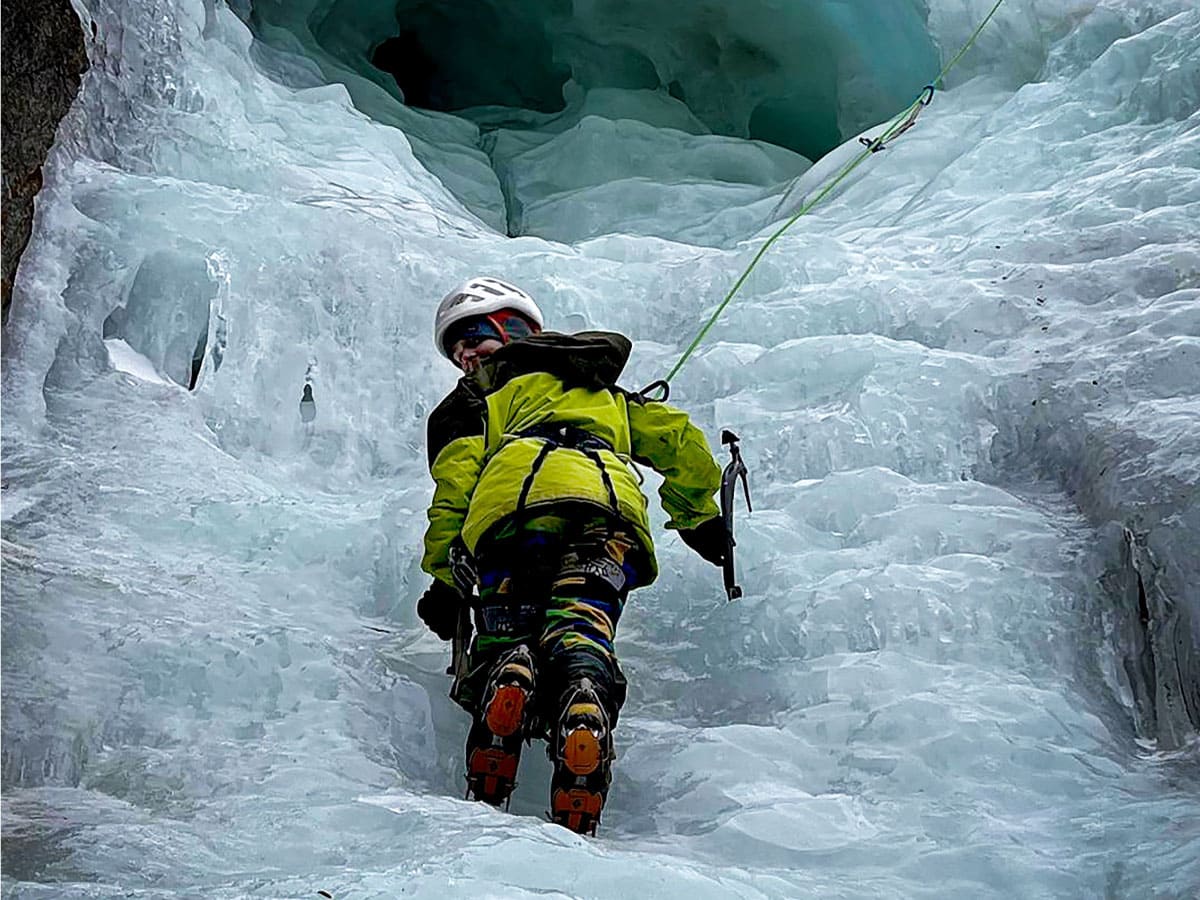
[433,276,543,358]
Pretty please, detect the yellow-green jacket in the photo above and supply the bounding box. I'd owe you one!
[421,331,722,588]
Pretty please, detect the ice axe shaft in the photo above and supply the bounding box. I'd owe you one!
[720,429,751,601]
[448,604,471,684]
[446,544,477,692]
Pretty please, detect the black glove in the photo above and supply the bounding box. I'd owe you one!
[678,517,728,568]
[417,580,464,641]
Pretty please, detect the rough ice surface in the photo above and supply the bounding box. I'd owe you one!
[2,0,1199,897]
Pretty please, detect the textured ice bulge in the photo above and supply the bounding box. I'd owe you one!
[3,0,1199,897]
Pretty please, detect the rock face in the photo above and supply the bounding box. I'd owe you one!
[1,0,89,324]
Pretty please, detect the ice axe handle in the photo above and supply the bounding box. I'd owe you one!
[448,603,471,680]
[720,430,751,601]
[446,544,477,682]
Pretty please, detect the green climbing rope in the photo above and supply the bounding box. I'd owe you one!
[663,0,1007,384]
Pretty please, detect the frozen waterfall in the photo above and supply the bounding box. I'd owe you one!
[2,0,1198,897]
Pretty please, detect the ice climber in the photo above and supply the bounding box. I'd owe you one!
[417,276,727,834]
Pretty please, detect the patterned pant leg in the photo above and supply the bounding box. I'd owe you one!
[456,528,555,715]
[538,522,641,725]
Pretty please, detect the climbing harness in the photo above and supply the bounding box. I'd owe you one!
[513,423,622,514]
[662,0,1006,385]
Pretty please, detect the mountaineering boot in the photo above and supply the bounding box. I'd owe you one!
[465,645,536,806]
[549,678,613,835]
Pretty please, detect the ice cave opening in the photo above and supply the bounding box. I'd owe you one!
[242,0,940,241]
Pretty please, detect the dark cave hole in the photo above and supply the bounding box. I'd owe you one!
[246,1,944,168]
[372,32,440,110]
[370,12,842,161]
[371,1,570,114]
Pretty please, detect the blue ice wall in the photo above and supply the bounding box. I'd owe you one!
[2,0,1198,897]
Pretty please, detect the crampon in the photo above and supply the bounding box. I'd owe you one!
[465,646,535,807]
[549,679,612,835]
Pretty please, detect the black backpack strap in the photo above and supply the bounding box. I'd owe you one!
[516,440,556,512]
[580,447,621,513]
[512,425,621,515]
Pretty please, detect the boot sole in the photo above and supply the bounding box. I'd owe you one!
[562,724,602,775]
[551,724,608,834]
[485,683,527,738]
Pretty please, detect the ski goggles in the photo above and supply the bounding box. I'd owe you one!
[444,310,539,355]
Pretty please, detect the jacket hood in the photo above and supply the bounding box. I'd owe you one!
[477,330,632,392]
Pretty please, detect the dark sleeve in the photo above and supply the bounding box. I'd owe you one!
[422,382,488,586]
[427,381,486,468]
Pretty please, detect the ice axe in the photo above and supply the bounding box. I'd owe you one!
[446,543,477,699]
[720,429,751,601]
